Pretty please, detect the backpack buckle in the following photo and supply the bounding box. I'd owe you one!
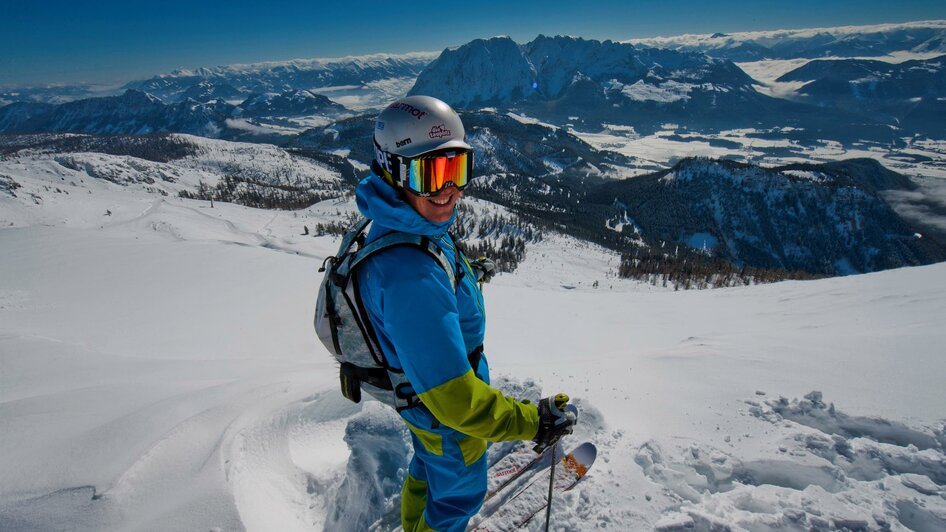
[339,363,362,403]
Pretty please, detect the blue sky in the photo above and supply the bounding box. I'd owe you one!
[2,0,946,87]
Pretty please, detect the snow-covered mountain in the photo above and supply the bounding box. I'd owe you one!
[236,89,348,118]
[0,90,233,137]
[0,85,104,106]
[586,158,945,275]
[179,80,243,103]
[778,54,946,99]
[0,88,354,142]
[0,52,437,112]
[123,52,438,103]
[775,55,946,136]
[407,35,891,138]
[626,20,946,61]
[412,35,755,106]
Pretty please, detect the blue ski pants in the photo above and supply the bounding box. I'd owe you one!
[400,424,488,532]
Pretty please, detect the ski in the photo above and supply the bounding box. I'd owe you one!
[471,442,597,531]
[485,442,551,501]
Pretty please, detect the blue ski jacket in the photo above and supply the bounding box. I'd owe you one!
[354,174,538,455]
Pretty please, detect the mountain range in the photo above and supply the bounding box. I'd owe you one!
[121,53,437,103]
[626,20,946,61]
[0,88,351,139]
[0,90,231,137]
[407,35,902,140]
[5,25,943,142]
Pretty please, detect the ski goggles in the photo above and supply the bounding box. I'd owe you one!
[376,141,474,196]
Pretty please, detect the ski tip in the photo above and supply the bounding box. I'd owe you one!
[565,403,579,418]
[566,442,597,470]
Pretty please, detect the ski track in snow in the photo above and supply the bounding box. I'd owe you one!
[1,145,945,531]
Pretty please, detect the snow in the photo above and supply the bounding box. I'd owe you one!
[573,128,736,174]
[618,80,697,103]
[169,51,439,78]
[224,118,299,136]
[2,141,946,531]
[505,112,558,129]
[285,116,335,129]
[565,124,946,181]
[735,58,813,99]
[780,169,826,182]
[309,76,419,112]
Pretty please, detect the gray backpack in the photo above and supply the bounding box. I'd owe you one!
[314,217,461,411]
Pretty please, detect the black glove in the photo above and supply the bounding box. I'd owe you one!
[532,393,577,453]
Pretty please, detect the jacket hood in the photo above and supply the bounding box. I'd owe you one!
[356,173,457,236]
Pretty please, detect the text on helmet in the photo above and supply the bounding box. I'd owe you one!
[388,101,427,120]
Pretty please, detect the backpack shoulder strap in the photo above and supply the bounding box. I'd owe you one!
[335,217,372,256]
[338,227,458,291]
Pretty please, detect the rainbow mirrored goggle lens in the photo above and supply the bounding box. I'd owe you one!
[405,150,473,196]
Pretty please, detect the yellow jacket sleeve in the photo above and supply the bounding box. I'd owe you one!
[418,369,540,442]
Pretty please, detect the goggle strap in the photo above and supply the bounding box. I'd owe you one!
[398,158,409,189]
[371,159,397,187]
[374,138,405,187]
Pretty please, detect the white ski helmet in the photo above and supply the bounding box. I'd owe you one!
[373,95,471,168]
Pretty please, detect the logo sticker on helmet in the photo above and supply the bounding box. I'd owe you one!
[388,102,427,120]
[429,124,451,139]
[376,122,385,130]
[395,137,412,148]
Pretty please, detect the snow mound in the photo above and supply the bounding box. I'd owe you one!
[636,392,946,531]
[325,403,410,531]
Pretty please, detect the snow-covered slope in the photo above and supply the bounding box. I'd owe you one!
[2,140,945,531]
[0,134,349,230]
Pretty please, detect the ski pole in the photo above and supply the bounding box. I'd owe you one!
[544,443,556,532]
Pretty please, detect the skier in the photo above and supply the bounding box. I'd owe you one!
[354,95,576,532]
